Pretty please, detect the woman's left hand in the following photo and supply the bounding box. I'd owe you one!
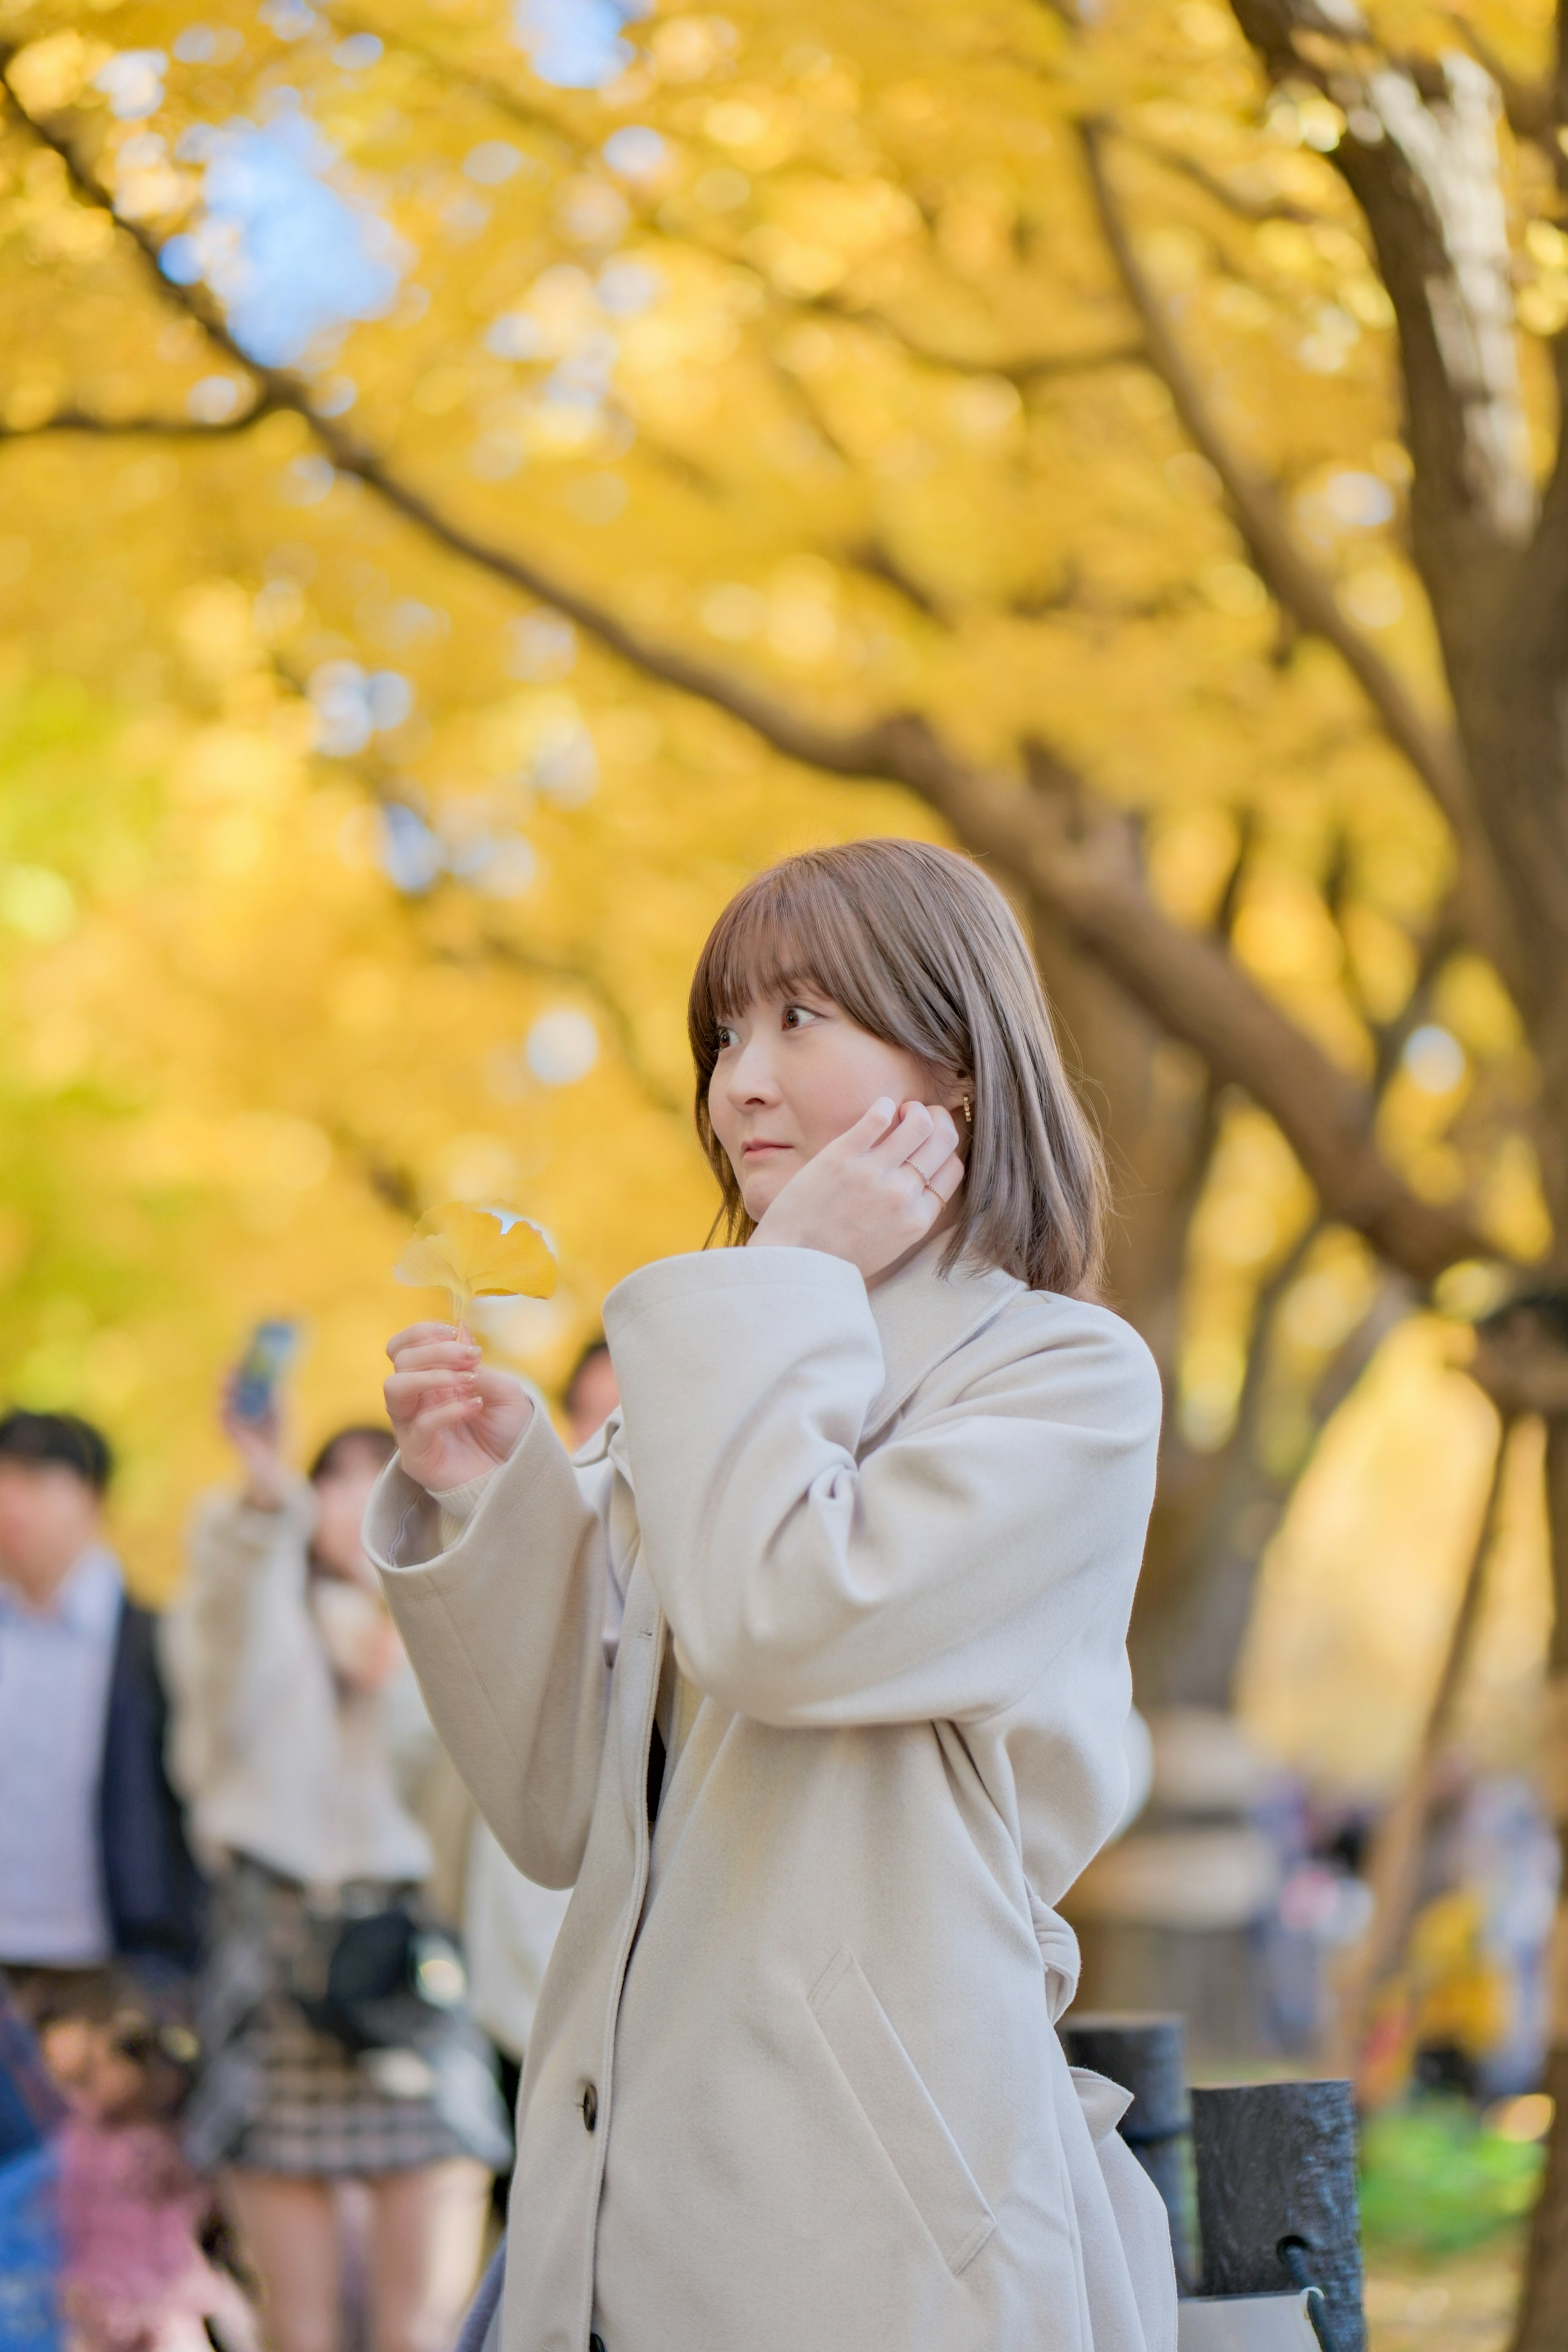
[748,1097,964,1281]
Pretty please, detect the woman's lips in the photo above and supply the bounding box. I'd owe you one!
[742,1140,791,1157]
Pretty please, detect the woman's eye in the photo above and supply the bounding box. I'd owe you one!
[716,1025,738,1050]
[781,1004,818,1030]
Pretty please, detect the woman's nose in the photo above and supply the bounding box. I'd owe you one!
[726,1040,780,1104]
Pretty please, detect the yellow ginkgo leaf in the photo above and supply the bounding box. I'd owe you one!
[394,1201,557,1328]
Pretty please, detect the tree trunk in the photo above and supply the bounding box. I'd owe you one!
[1026,910,1327,1719]
[1326,1420,1512,2083]
[1512,1423,1568,2352]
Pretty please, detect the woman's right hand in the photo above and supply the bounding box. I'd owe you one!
[220,1379,288,1513]
[384,1323,534,1494]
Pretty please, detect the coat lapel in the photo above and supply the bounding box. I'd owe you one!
[597,1243,1024,1462]
[614,1561,663,1834]
[861,1240,1023,1445]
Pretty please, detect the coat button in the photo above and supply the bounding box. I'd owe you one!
[581,2082,598,2131]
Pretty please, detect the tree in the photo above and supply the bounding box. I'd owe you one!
[2,0,1567,2325]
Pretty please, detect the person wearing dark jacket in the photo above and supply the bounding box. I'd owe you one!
[0,1409,201,2023]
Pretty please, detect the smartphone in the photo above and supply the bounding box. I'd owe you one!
[232,1319,300,1423]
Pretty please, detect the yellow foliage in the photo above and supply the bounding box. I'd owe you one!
[0,0,1551,1623]
[1238,1335,1552,1794]
[8,32,107,114]
[394,1200,557,1327]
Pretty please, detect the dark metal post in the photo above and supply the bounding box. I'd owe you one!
[1060,2011,1195,2292]
[1190,2080,1364,2352]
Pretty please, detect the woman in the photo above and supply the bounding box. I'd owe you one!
[368,840,1174,2352]
[163,1405,510,2352]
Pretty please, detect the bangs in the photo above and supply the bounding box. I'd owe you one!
[693,883,820,1029]
[689,856,957,1058]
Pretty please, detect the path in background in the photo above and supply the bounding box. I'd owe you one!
[1365,2232,1522,2352]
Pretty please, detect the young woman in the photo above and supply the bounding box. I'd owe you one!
[163,1407,510,2352]
[368,840,1174,2352]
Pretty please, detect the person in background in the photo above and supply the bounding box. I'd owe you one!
[0,1410,201,2027]
[466,1339,619,2216]
[561,1341,617,1454]
[49,1998,261,2352]
[161,1384,510,2352]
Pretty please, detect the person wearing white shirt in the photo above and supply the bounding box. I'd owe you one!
[0,1409,200,2023]
[162,1389,512,2352]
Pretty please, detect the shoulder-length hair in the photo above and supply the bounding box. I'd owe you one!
[687,839,1107,1298]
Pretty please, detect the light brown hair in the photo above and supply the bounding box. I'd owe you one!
[307,1425,397,1483]
[687,839,1107,1298]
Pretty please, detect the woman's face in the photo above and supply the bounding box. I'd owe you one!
[311,1447,384,1586]
[708,991,944,1223]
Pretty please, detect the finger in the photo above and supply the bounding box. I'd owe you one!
[389,1338,483,1375]
[385,1364,479,1411]
[904,1106,959,1184]
[410,1396,485,1437]
[835,1097,900,1157]
[924,1149,965,1205]
[386,1322,461,1362]
[386,1364,477,1407]
[868,1099,935,1168]
[385,1361,516,1422]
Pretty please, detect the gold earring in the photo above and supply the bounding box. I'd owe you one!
[962,1095,972,1125]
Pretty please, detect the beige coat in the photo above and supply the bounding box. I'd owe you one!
[163,1481,433,1889]
[366,1240,1174,2352]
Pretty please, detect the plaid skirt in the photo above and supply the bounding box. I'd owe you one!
[186,1858,512,2179]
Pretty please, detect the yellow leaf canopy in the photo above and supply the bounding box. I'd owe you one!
[394,1201,557,1328]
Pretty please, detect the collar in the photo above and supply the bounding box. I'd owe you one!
[0,1546,123,1637]
[861,1235,1022,1443]
[591,1240,1025,1489]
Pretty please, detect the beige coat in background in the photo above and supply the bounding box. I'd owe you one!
[164,1480,433,1888]
[366,1239,1174,2352]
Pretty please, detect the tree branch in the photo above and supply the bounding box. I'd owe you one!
[327,0,1136,408]
[1441,12,1556,147]
[843,537,951,626]
[1119,133,1324,225]
[911,760,1488,1281]
[1081,118,1475,844]
[1225,1,1535,627]
[322,2,583,156]
[802,288,1145,388]
[332,1125,423,1221]
[1326,1413,1515,2083]
[0,402,272,441]
[466,933,687,1117]
[0,69,1497,1288]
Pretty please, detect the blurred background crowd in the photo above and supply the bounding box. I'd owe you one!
[0,1342,615,2352]
[6,0,1568,2345]
[2,1321,1559,2352]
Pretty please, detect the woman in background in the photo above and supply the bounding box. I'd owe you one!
[162,1393,510,2352]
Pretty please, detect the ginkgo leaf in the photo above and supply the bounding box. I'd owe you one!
[394,1201,557,1327]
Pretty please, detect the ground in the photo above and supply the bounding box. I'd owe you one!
[1365,2232,1523,2352]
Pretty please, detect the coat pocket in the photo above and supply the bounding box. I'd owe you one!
[808,1947,996,2277]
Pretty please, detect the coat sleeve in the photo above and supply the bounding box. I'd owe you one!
[362,1407,617,1889]
[604,1247,1161,1732]
[160,1483,326,1805]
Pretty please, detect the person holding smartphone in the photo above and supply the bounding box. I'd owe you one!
[161,1359,510,2352]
